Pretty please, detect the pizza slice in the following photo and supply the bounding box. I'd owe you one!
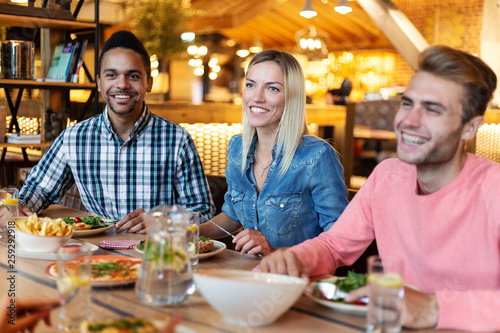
[80,318,157,333]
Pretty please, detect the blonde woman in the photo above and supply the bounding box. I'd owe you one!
[200,50,348,256]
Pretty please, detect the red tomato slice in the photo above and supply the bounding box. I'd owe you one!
[74,216,82,223]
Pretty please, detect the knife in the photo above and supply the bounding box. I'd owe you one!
[204,218,262,257]
[207,219,234,239]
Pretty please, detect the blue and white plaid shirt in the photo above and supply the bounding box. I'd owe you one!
[19,103,214,219]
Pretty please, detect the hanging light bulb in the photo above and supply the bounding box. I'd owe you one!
[249,37,263,54]
[236,47,250,58]
[334,0,352,14]
[300,0,317,19]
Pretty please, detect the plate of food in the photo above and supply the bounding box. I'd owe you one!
[62,216,116,237]
[134,240,146,254]
[14,239,99,260]
[199,238,226,259]
[304,271,369,316]
[134,237,226,259]
[45,255,142,287]
[80,317,197,333]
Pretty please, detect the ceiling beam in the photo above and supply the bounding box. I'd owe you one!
[188,0,282,32]
[356,0,429,69]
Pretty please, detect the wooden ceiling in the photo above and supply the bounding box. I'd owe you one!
[188,0,394,52]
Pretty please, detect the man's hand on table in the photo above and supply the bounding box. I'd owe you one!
[0,204,32,227]
[345,285,439,329]
[259,248,310,280]
[233,228,274,256]
[115,208,147,233]
[18,204,33,216]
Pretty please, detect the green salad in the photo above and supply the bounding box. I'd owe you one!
[334,271,368,292]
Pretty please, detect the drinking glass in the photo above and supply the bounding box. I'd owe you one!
[186,212,200,271]
[57,243,92,332]
[366,255,404,333]
[0,188,18,246]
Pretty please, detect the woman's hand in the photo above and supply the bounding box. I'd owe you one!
[232,228,274,256]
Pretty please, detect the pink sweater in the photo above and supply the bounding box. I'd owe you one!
[291,154,500,331]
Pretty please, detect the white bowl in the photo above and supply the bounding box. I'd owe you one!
[194,268,306,327]
[13,217,73,253]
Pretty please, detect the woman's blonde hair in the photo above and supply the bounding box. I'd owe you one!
[241,50,309,177]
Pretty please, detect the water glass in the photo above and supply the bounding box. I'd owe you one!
[186,212,200,271]
[366,255,404,333]
[0,188,19,216]
[0,188,18,246]
[57,243,92,332]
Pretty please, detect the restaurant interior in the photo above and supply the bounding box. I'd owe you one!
[2,1,500,332]
[1,0,500,192]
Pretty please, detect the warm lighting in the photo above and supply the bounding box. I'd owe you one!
[212,65,221,73]
[249,37,263,54]
[334,0,352,14]
[295,25,329,60]
[181,32,195,42]
[475,124,500,163]
[236,48,250,58]
[197,46,208,56]
[187,45,198,55]
[208,58,218,67]
[300,0,317,19]
[194,66,204,76]
[150,54,159,78]
[209,72,218,80]
[226,39,236,47]
[11,0,28,3]
[189,59,202,67]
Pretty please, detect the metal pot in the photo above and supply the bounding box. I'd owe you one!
[0,40,35,80]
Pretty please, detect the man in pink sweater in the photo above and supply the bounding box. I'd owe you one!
[260,45,499,331]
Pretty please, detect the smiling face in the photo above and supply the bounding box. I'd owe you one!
[243,61,286,134]
[395,71,471,167]
[97,47,152,119]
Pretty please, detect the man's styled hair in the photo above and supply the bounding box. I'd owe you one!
[418,45,497,123]
[241,50,309,177]
[98,30,151,79]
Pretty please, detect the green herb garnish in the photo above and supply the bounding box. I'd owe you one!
[334,271,368,293]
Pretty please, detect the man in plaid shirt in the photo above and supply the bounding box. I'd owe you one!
[16,30,214,233]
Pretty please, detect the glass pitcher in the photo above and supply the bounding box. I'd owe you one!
[135,204,195,306]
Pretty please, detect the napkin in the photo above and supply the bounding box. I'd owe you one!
[98,240,141,250]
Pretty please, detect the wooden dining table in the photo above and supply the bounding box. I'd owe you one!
[2,205,467,333]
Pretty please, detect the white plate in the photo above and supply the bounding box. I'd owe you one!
[133,241,145,254]
[135,240,226,259]
[14,240,99,260]
[199,240,226,259]
[304,277,368,316]
[152,320,197,333]
[70,217,116,237]
[44,255,141,287]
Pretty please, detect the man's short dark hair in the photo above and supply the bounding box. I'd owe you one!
[98,30,151,79]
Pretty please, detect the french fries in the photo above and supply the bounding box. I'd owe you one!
[16,214,74,236]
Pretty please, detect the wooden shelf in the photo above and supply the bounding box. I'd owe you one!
[0,142,52,149]
[0,79,96,90]
[0,13,95,30]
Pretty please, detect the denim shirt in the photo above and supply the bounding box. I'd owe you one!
[222,135,349,248]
